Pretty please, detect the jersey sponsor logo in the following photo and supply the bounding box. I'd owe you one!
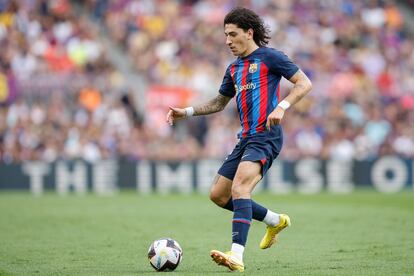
[249,63,258,73]
[234,82,256,93]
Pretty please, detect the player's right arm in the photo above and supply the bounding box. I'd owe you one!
[193,94,232,115]
[166,94,232,125]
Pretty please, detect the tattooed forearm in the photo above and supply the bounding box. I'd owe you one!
[287,83,309,104]
[193,94,231,116]
[284,70,312,106]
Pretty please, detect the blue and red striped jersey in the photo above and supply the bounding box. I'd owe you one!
[219,47,299,138]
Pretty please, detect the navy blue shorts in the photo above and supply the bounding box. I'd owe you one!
[218,125,283,180]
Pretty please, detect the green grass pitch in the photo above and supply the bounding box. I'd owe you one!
[0,190,413,275]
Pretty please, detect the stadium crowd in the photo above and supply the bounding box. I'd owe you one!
[1,0,414,163]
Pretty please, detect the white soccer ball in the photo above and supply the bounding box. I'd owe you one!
[148,238,183,271]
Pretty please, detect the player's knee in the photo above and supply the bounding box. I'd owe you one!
[209,191,227,207]
[231,183,250,199]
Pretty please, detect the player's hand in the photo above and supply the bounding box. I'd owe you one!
[166,106,186,125]
[266,106,285,130]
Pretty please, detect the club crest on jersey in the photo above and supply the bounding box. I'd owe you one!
[249,63,258,73]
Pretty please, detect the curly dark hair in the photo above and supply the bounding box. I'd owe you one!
[224,7,270,47]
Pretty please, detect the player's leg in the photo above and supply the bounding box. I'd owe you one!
[256,162,290,249]
[210,170,279,222]
[241,165,289,250]
[210,173,277,222]
[209,174,232,207]
[229,161,262,261]
[247,127,290,250]
[219,159,288,251]
[221,196,281,226]
[211,161,260,271]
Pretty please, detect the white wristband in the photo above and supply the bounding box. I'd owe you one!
[184,106,194,117]
[277,100,291,110]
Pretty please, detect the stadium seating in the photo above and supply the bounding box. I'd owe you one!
[1,0,413,162]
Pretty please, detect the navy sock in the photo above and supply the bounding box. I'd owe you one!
[224,197,267,221]
[232,199,252,246]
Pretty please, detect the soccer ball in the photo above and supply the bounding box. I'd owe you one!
[148,238,183,271]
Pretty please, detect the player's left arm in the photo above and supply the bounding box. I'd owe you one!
[266,69,312,129]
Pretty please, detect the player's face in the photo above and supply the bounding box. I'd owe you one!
[224,24,253,57]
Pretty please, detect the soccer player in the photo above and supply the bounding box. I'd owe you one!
[166,7,312,272]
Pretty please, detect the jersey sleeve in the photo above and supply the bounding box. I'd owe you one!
[219,64,236,98]
[265,49,299,80]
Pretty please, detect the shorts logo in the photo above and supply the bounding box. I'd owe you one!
[249,63,258,73]
[242,154,250,159]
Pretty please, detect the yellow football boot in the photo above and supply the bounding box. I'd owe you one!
[210,250,244,272]
[259,214,291,249]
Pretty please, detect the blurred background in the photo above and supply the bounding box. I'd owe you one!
[0,0,413,193]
